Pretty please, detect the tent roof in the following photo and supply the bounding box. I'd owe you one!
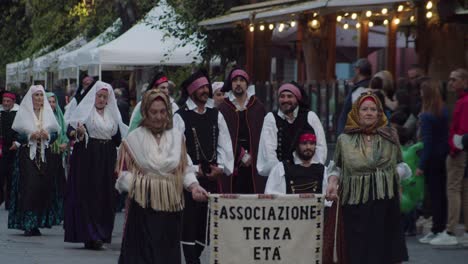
[32,37,87,73]
[58,19,122,70]
[82,1,201,67]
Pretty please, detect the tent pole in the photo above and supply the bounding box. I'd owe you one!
[76,66,80,83]
[5,73,9,90]
[99,64,102,80]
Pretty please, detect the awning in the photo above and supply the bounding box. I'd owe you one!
[32,36,87,73]
[199,0,407,29]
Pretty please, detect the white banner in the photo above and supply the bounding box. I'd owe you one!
[209,194,324,264]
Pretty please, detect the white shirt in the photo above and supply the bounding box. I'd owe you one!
[173,97,234,175]
[257,108,327,176]
[265,152,327,194]
[227,85,255,111]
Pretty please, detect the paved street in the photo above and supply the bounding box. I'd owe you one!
[0,206,467,263]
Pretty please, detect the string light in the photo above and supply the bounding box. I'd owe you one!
[259,24,265,31]
[368,21,374,27]
[397,5,404,12]
[351,13,357,20]
[268,24,274,30]
[313,12,318,17]
[394,18,401,25]
[344,13,349,16]
[410,15,415,22]
[366,10,372,17]
[426,1,433,10]
[381,8,388,15]
[383,19,389,25]
[426,11,433,18]
[249,24,254,32]
[310,19,319,29]
[278,24,284,32]
[337,15,342,22]
[343,23,349,29]
[290,21,296,27]
[356,22,361,29]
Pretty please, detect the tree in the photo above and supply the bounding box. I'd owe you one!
[157,0,245,75]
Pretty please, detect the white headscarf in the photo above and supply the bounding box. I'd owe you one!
[67,81,128,138]
[12,85,60,161]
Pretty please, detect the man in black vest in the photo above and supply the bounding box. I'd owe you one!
[257,82,327,177]
[0,92,18,209]
[265,130,325,194]
[174,70,233,264]
[218,67,266,194]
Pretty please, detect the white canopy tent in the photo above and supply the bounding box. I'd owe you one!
[80,0,201,79]
[31,36,87,86]
[57,19,122,79]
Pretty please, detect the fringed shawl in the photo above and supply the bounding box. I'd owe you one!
[117,127,187,211]
[333,131,403,205]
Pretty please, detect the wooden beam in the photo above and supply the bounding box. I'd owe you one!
[296,19,305,83]
[245,29,254,79]
[326,15,336,80]
[386,20,397,78]
[358,21,369,58]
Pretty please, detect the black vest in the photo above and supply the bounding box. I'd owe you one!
[177,107,219,192]
[284,162,324,194]
[273,110,314,163]
[177,106,219,166]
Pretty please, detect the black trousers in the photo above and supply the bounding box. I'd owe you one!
[425,155,448,233]
[181,190,208,264]
[0,150,15,209]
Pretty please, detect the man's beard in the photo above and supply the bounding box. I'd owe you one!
[280,102,296,114]
[193,92,209,104]
[297,149,314,161]
[233,86,245,97]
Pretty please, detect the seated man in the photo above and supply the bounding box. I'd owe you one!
[265,130,326,195]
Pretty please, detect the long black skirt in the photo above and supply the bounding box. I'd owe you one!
[64,139,117,243]
[119,199,182,264]
[8,146,61,231]
[342,197,408,264]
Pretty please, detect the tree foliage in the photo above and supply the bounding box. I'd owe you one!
[159,0,245,73]
[0,0,155,85]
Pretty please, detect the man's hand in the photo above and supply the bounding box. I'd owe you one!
[326,175,339,201]
[206,165,223,179]
[9,143,17,151]
[189,183,209,202]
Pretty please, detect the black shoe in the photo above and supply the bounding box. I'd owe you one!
[84,240,103,250]
[32,228,41,236]
[24,228,41,236]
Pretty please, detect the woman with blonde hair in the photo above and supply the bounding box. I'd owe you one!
[416,78,450,245]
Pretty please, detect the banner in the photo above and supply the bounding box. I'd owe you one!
[209,194,324,264]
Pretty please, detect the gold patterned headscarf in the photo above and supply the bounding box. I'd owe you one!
[344,92,388,135]
[140,90,173,134]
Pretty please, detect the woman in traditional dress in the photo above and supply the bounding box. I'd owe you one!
[46,92,68,222]
[117,91,208,264]
[326,92,408,264]
[64,81,128,250]
[128,72,179,132]
[8,85,60,236]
